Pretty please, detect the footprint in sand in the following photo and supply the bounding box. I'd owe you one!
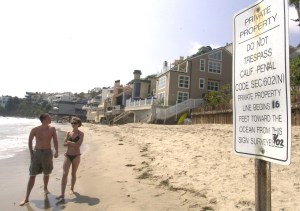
[294,183,300,191]
[209,198,217,204]
[199,205,214,210]
[125,164,136,167]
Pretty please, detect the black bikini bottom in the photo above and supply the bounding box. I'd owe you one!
[65,154,79,162]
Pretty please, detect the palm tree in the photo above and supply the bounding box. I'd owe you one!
[290,0,300,26]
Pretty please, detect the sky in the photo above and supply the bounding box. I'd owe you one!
[0,0,299,98]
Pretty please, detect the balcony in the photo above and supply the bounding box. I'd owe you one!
[125,98,154,111]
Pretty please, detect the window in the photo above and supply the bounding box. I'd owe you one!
[200,59,205,72]
[157,92,165,105]
[178,75,190,89]
[177,92,189,103]
[208,50,222,61]
[158,76,166,90]
[199,78,205,89]
[208,61,221,74]
[148,84,151,95]
[178,65,187,72]
[157,92,165,99]
[207,80,219,91]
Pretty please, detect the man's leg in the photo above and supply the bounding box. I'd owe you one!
[42,149,53,194]
[43,175,50,194]
[19,176,36,206]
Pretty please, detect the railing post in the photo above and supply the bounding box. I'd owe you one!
[165,108,167,124]
[175,100,178,121]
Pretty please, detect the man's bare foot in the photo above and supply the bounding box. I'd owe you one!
[44,189,50,195]
[70,189,75,194]
[19,199,29,206]
[56,195,64,200]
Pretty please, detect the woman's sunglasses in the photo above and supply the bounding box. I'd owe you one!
[71,122,78,125]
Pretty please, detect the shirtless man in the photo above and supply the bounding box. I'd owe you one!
[19,113,59,206]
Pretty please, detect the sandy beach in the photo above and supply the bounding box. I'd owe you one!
[2,123,300,211]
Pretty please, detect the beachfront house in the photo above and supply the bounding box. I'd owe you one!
[128,70,156,100]
[157,45,232,107]
[112,45,233,124]
[111,70,157,124]
[148,45,232,123]
[100,80,132,124]
[83,87,114,123]
[48,93,87,121]
[82,94,102,122]
[83,80,134,124]
[110,80,132,107]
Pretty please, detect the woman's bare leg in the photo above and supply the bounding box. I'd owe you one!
[56,156,71,199]
[70,156,81,193]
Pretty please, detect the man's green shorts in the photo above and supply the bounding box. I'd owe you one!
[29,149,53,176]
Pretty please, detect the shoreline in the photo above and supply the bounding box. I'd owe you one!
[0,124,69,211]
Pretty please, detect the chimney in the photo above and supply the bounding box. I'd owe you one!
[163,61,168,72]
[114,80,120,87]
[133,70,142,80]
[114,80,120,95]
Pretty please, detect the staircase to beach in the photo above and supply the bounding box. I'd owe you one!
[111,99,204,124]
[155,99,204,123]
[112,111,132,124]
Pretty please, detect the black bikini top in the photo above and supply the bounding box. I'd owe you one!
[67,133,80,142]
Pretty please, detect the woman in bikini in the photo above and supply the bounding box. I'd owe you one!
[56,117,84,200]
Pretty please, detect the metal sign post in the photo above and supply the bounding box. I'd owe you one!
[255,159,271,211]
[233,0,290,210]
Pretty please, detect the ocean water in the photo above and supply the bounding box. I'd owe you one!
[0,116,66,160]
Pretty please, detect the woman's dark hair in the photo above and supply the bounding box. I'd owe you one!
[71,116,82,127]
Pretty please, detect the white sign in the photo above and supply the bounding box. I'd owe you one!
[233,0,291,165]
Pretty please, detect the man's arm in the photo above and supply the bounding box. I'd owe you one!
[52,127,59,158]
[28,129,35,158]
